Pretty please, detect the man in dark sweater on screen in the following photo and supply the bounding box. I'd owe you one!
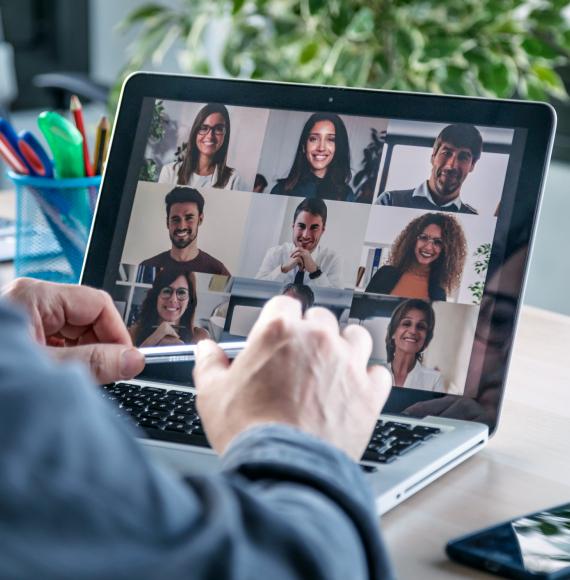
[141,186,230,276]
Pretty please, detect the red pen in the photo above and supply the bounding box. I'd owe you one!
[70,94,94,177]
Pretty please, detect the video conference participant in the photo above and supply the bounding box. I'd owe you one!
[282,283,315,314]
[271,113,354,201]
[386,298,443,390]
[158,103,243,190]
[129,268,209,347]
[256,198,343,288]
[376,124,483,214]
[366,213,466,301]
[141,187,231,276]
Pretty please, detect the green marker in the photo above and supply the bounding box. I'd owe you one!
[37,111,92,237]
[37,111,84,178]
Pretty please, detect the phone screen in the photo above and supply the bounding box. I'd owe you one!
[448,503,570,578]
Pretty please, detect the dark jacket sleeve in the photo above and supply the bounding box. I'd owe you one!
[0,301,394,580]
[365,265,399,295]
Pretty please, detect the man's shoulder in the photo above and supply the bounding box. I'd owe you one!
[459,202,478,214]
[195,250,229,273]
[377,188,415,206]
[140,251,170,267]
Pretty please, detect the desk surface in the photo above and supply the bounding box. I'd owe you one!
[382,305,570,578]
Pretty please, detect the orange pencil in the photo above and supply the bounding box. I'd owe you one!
[93,116,110,175]
[70,95,94,177]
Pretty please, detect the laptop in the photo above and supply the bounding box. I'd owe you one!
[82,73,555,514]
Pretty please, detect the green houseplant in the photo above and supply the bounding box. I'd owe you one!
[117,0,570,103]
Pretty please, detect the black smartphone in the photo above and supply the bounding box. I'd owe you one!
[446,503,570,579]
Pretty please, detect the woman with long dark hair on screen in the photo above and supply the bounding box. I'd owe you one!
[129,268,209,347]
[366,213,467,301]
[159,103,242,189]
[385,298,443,390]
[271,113,353,201]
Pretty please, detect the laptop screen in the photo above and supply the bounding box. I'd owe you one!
[85,75,554,434]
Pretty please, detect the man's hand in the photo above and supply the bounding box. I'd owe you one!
[194,296,391,459]
[2,278,145,383]
[290,248,318,274]
[280,255,303,274]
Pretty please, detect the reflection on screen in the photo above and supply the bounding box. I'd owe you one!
[513,505,570,574]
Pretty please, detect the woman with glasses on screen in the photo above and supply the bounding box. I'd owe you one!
[271,113,354,201]
[129,269,209,347]
[366,213,467,301]
[159,103,242,190]
[385,299,443,390]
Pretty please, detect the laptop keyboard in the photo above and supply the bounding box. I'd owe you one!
[101,383,441,463]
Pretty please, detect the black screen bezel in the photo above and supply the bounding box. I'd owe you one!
[82,73,556,436]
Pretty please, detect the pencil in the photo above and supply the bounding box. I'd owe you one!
[93,116,110,175]
[70,95,93,177]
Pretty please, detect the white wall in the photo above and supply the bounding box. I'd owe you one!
[424,301,479,394]
[237,194,289,276]
[122,181,252,273]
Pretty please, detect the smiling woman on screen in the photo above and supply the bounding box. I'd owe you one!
[385,299,443,390]
[271,113,354,201]
[366,212,467,302]
[129,268,209,347]
[159,103,242,190]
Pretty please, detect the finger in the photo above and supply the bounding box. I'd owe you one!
[48,344,145,384]
[342,324,373,368]
[193,339,230,391]
[57,286,132,345]
[249,296,302,342]
[367,365,393,412]
[304,306,339,335]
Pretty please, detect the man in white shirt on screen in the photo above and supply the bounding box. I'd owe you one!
[256,198,343,288]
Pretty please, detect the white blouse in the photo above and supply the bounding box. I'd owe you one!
[158,162,243,190]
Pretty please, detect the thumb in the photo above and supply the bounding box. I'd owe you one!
[48,345,145,384]
[193,339,230,392]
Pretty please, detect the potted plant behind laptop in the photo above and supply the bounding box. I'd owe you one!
[114,1,569,105]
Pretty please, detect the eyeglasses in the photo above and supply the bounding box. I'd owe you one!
[197,123,226,136]
[159,287,190,301]
[417,233,443,248]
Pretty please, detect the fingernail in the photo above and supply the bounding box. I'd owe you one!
[121,348,144,378]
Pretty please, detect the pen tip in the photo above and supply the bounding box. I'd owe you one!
[70,95,81,110]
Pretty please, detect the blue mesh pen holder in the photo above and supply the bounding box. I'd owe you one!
[8,172,102,284]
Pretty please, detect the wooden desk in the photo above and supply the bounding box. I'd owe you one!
[382,305,570,578]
